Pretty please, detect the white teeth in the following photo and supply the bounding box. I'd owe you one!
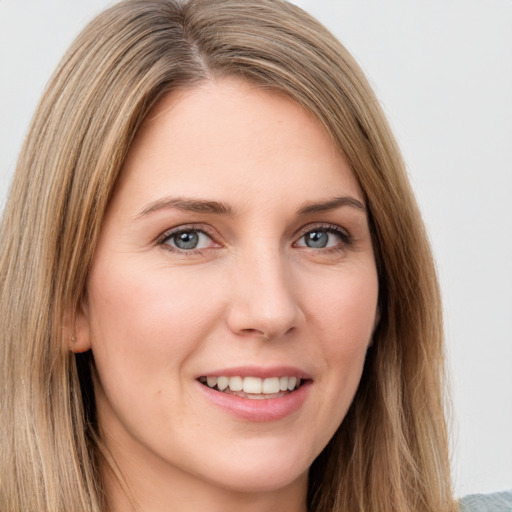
[262,377,280,394]
[246,394,267,400]
[201,375,302,394]
[206,376,218,388]
[229,376,243,392]
[217,376,229,391]
[243,376,262,394]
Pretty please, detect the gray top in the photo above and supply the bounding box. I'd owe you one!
[459,491,512,512]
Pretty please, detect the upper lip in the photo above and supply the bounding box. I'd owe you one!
[196,365,313,380]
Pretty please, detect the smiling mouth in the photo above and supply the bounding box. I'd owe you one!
[197,375,305,400]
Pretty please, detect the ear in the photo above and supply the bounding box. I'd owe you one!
[374,306,381,330]
[63,295,92,353]
[368,306,381,348]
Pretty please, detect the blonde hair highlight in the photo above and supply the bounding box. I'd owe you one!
[0,1,456,511]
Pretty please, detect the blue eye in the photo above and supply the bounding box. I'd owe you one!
[161,229,213,251]
[296,227,348,249]
[304,230,329,248]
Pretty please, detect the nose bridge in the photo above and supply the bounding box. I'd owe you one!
[227,241,301,339]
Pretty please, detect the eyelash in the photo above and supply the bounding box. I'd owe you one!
[157,223,352,255]
[157,224,217,255]
[294,224,352,252]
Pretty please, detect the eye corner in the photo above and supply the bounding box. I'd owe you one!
[157,224,221,254]
[293,224,353,251]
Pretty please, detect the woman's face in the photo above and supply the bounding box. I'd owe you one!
[77,78,379,501]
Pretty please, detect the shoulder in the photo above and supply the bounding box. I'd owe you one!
[459,490,512,512]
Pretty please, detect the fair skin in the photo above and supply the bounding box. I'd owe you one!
[75,77,379,512]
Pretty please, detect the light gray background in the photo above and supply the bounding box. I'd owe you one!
[1,0,511,498]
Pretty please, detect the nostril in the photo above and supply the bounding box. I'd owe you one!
[239,328,270,339]
[240,326,295,340]
[225,282,304,340]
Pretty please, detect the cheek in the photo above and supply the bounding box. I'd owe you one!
[307,266,379,348]
[296,294,377,463]
[86,260,223,378]
[303,266,378,418]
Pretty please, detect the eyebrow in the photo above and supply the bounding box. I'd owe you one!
[297,196,367,216]
[135,194,366,220]
[135,197,235,219]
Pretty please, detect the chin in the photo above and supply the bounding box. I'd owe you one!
[211,466,308,495]
[191,442,313,495]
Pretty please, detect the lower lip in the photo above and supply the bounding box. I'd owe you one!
[196,380,311,422]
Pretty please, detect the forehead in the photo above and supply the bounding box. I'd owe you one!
[113,77,363,211]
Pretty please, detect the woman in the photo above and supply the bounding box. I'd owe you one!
[0,0,508,511]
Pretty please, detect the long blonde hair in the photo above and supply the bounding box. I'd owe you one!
[0,1,455,510]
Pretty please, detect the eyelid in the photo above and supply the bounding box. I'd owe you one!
[157,223,220,253]
[293,223,353,249]
[294,223,351,240]
[156,222,352,254]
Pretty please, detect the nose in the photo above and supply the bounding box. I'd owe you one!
[226,248,304,341]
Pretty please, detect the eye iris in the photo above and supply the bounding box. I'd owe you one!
[174,231,199,249]
[306,230,328,248]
